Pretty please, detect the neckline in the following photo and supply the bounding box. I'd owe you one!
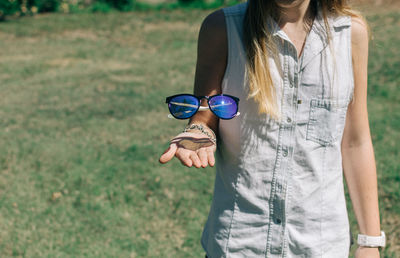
[297,20,314,60]
[267,10,322,60]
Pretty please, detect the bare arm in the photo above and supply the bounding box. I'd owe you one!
[159,10,227,168]
[342,17,381,257]
[190,9,227,132]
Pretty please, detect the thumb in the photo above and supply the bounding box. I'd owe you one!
[159,143,177,164]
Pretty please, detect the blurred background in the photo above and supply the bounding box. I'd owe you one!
[0,0,399,256]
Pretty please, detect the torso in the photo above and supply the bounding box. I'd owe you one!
[201,2,355,257]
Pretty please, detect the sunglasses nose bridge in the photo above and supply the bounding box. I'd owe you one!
[198,96,209,101]
[197,96,210,106]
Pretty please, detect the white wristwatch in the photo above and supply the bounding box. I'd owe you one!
[357,231,386,248]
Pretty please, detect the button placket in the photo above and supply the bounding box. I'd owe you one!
[267,42,296,257]
[274,47,298,256]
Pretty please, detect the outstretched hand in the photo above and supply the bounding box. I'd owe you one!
[159,132,216,168]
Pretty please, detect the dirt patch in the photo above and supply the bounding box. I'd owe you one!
[101,61,132,71]
[0,32,15,41]
[62,30,98,40]
[0,55,35,63]
[143,21,194,32]
[46,58,132,71]
[108,74,145,83]
[46,58,91,67]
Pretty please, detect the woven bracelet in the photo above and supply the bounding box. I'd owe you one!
[183,124,217,145]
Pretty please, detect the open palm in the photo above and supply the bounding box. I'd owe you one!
[159,132,216,168]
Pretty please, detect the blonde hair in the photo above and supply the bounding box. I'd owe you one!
[243,0,366,120]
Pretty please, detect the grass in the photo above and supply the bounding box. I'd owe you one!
[0,6,399,257]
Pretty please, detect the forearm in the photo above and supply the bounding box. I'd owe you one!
[342,140,381,236]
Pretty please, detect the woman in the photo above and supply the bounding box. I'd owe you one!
[159,0,385,257]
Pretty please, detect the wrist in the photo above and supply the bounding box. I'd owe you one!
[356,246,380,258]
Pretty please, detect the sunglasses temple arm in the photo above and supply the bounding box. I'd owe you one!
[167,106,240,118]
[168,112,240,118]
[167,106,209,118]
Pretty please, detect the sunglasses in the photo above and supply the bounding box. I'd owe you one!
[166,94,240,120]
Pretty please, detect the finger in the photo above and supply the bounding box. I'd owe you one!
[176,149,193,167]
[197,148,208,168]
[207,148,215,167]
[190,152,202,168]
[159,144,177,164]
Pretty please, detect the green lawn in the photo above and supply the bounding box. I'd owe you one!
[0,7,398,257]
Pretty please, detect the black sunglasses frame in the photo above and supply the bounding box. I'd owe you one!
[165,93,240,120]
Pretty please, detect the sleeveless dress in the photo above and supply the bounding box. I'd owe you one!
[201,2,354,258]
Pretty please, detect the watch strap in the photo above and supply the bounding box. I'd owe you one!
[357,231,386,248]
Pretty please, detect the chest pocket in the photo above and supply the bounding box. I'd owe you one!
[306,99,348,146]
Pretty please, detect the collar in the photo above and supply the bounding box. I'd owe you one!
[245,2,352,70]
[300,13,351,70]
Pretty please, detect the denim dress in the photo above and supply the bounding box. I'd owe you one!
[201,2,354,258]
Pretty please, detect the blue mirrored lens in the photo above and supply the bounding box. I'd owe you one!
[168,95,199,119]
[209,95,238,119]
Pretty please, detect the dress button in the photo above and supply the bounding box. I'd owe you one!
[282,150,288,157]
[287,117,292,123]
[275,218,282,224]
